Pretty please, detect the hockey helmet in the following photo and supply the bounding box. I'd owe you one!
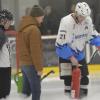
[75,2,91,17]
[0,9,13,21]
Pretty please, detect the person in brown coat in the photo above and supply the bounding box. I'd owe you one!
[17,5,44,100]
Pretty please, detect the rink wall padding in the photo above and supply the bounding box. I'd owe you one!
[12,65,100,79]
[43,65,100,77]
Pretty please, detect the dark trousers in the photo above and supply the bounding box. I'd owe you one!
[0,67,11,99]
[21,65,41,100]
[59,58,89,90]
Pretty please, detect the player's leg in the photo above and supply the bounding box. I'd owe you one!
[22,65,41,100]
[59,57,72,94]
[21,66,31,97]
[0,67,11,99]
[64,76,72,93]
[79,58,89,97]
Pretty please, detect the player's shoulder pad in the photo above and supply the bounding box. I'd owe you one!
[85,16,92,25]
[60,14,75,30]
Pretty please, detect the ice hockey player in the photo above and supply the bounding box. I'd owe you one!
[55,2,100,98]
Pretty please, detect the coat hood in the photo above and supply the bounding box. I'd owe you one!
[18,16,39,32]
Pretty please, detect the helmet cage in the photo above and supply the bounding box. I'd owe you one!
[75,2,91,17]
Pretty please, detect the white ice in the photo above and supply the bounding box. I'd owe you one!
[1,75,100,100]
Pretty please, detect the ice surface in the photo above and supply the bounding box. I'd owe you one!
[1,76,100,100]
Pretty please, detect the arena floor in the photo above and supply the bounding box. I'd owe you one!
[1,65,100,100]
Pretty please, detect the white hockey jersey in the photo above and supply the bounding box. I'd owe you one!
[56,14,99,52]
[0,42,10,67]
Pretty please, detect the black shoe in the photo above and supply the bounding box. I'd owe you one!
[64,89,71,98]
[80,88,88,98]
[64,89,71,93]
[0,95,7,99]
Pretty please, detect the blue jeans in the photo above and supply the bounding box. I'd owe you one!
[21,65,41,100]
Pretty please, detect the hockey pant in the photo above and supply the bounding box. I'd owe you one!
[0,67,11,99]
[59,58,89,91]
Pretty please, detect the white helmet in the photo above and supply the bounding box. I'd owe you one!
[75,2,91,17]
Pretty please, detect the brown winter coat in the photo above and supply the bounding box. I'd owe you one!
[17,16,43,72]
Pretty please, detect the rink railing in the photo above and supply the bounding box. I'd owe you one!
[8,35,98,67]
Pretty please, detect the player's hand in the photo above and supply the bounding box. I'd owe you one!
[70,56,79,67]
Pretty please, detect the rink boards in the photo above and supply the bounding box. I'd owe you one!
[43,65,100,77]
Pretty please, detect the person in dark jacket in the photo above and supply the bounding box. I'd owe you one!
[0,9,13,99]
[90,0,100,33]
[17,5,44,100]
[40,5,60,35]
